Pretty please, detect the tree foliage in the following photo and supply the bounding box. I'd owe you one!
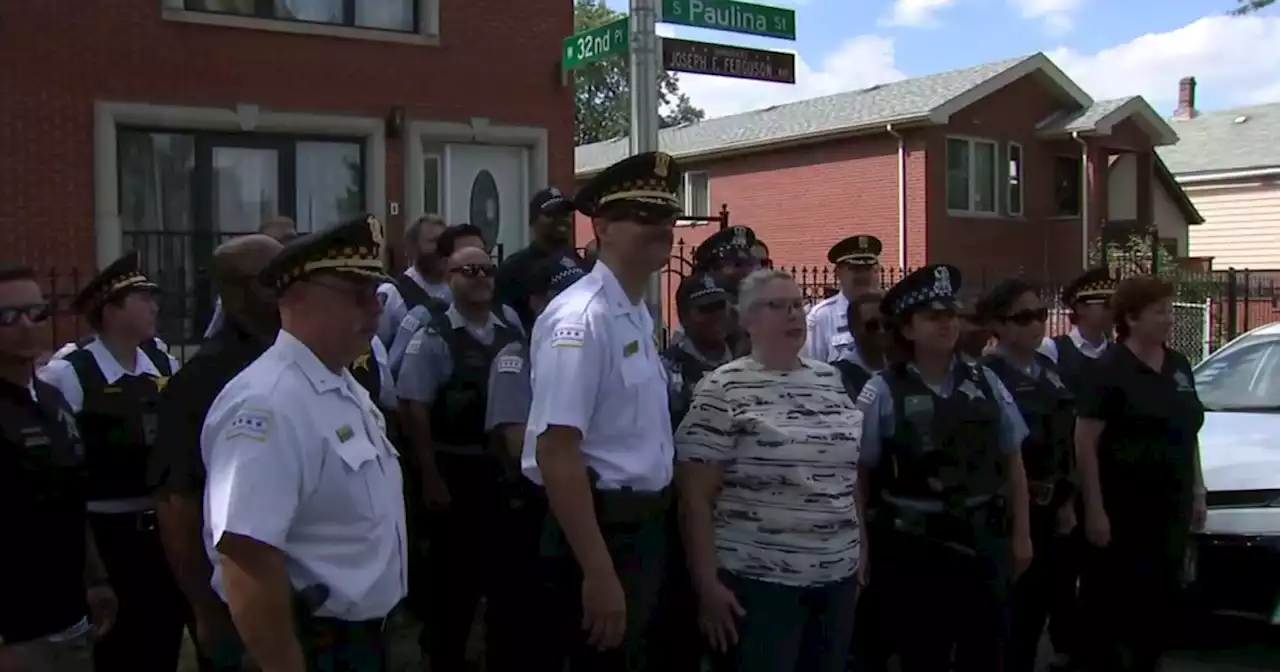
[573,0,706,145]
[1232,0,1275,14]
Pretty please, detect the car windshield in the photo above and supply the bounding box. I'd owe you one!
[1194,332,1280,412]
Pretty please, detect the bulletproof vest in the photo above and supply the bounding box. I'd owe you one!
[662,344,720,427]
[982,353,1075,488]
[395,272,449,314]
[831,359,874,402]
[348,349,383,408]
[882,362,1005,503]
[430,315,521,447]
[64,346,172,500]
[1052,334,1096,396]
[0,380,86,511]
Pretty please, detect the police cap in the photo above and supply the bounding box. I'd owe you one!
[530,187,574,219]
[575,151,683,219]
[73,251,160,315]
[693,226,756,269]
[1061,267,1116,307]
[529,252,586,297]
[881,264,962,318]
[262,215,389,291]
[827,235,883,266]
[676,271,732,312]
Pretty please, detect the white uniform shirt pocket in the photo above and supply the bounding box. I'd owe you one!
[325,432,383,521]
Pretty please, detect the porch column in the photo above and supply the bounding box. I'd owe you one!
[1083,143,1108,269]
[1135,148,1154,241]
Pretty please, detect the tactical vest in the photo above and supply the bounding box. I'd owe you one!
[831,359,874,402]
[1052,334,1099,396]
[64,346,172,501]
[983,353,1075,506]
[395,272,449,314]
[881,362,1005,504]
[662,344,720,427]
[430,315,521,448]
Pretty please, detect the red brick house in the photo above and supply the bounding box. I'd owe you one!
[573,53,1202,285]
[1,0,573,337]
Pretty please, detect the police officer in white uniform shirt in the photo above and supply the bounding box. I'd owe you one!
[806,234,883,363]
[523,151,680,670]
[202,215,407,672]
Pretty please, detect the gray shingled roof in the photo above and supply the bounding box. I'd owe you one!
[1158,102,1280,175]
[575,55,1034,175]
[1037,97,1135,133]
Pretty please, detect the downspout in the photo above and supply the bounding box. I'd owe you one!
[887,124,907,267]
[1072,131,1090,270]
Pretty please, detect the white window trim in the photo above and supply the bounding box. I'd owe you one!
[946,136,1000,216]
[1007,142,1024,217]
[683,171,711,220]
[423,152,442,217]
[160,0,440,46]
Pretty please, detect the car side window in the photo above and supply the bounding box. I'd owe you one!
[1195,338,1280,410]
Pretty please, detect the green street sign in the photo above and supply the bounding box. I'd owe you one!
[661,0,796,41]
[563,16,630,70]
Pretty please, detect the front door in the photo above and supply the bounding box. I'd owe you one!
[444,144,528,258]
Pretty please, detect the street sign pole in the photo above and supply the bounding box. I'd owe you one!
[630,0,664,329]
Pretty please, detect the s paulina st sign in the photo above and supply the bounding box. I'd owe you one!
[660,0,796,41]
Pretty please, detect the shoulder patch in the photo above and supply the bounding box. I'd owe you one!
[405,331,425,355]
[551,323,587,349]
[496,355,523,374]
[399,312,420,334]
[856,382,879,406]
[223,407,273,443]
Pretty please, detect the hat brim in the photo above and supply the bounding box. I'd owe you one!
[538,198,575,217]
[682,289,732,308]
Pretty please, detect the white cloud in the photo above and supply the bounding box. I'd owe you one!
[1048,14,1280,111]
[665,33,907,119]
[880,0,958,28]
[1008,0,1082,35]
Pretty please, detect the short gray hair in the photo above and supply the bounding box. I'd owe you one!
[738,268,796,320]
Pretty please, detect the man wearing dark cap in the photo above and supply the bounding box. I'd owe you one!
[523,151,679,670]
[494,187,584,332]
[37,251,187,671]
[805,235,883,364]
[693,225,759,294]
[1039,267,1115,395]
[202,215,406,672]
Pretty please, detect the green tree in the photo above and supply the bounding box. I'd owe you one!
[573,0,706,145]
[1232,0,1275,14]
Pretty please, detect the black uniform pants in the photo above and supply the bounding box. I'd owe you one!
[486,480,552,672]
[416,453,511,672]
[881,531,1011,672]
[88,510,188,672]
[298,615,388,672]
[535,494,669,672]
[848,522,895,672]
[643,502,704,672]
[1008,505,1076,672]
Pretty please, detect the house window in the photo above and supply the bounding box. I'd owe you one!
[118,129,364,342]
[183,0,418,33]
[946,137,998,214]
[423,153,442,217]
[1054,155,1083,216]
[1160,237,1180,258]
[1007,143,1024,216]
[679,171,711,219]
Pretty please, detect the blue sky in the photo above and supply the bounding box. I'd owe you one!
[600,0,1280,120]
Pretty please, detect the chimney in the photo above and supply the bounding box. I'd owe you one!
[1174,76,1198,120]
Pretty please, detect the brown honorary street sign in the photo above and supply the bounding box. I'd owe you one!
[661,37,796,84]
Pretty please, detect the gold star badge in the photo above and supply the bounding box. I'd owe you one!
[352,353,371,371]
[154,376,169,393]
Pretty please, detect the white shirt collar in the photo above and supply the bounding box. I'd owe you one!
[272,329,355,396]
[85,338,161,384]
[1068,327,1110,359]
[592,261,648,320]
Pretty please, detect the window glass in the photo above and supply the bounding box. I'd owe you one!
[356,0,415,30]
[946,138,970,211]
[212,147,280,234]
[1008,144,1023,215]
[1195,337,1280,411]
[275,0,342,23]
[296,141,363,232]
[424,155,441,217]
[687,172,710,217]
[1054,155,1082,216]
[972,141,997,212]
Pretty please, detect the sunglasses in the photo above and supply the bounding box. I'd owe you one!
[1002,308,1049,326]
[451,264,496,279]
[0,303,51,327]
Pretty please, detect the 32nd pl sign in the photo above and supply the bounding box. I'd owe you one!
[661,0,796,41]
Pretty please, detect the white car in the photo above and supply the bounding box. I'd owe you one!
[1187,321,1280,625]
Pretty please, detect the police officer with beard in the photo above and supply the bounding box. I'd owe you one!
[38,252,187,672]
[375,215,451,347]
[976,278,1077,672]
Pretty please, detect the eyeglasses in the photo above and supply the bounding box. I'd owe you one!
[1003,308,1049,326]
[0,303,51,327]
[758,298,805,315]
[450,264,496,279]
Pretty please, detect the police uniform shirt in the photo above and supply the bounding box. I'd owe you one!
[1038,327,1109,364]
[202,330,408,621]
[389,303,522,378]
[521,261,674,492]
[38,338,180,414]
[149,324,267,497]
[51,336,170,361]
[367,336,397,410]
[805,292,851,363]
[484,340,531,432]
[855,358,1029,470]
[396,305,519,406]
[375,266,452,347]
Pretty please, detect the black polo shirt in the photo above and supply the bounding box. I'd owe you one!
[1077,343,1203,548]
[149,323,268,496]
[0,378,88,643]
[495,242,583,330]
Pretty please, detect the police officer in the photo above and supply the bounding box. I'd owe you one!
[150,235,283,672]
[38,252,188,672]
[52,334,170,362]
[806,235,882,363]
[495,187,584,332]
[1040,267,1115,394]
[375,215,451,346]
[0,263,115,672]
[203,215,407,672]
[524,150,679,671]
[693,225,759,293]
[956,290,992,365]
[976,278,1078,672]
[831,291,887,401]
[396,243,522,672]
[855,264,1033,672]
[203,216,297,339]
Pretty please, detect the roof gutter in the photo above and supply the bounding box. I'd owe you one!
[1073,131,1090,271]
[886,123,907,267]
[1175,166,1280,185]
